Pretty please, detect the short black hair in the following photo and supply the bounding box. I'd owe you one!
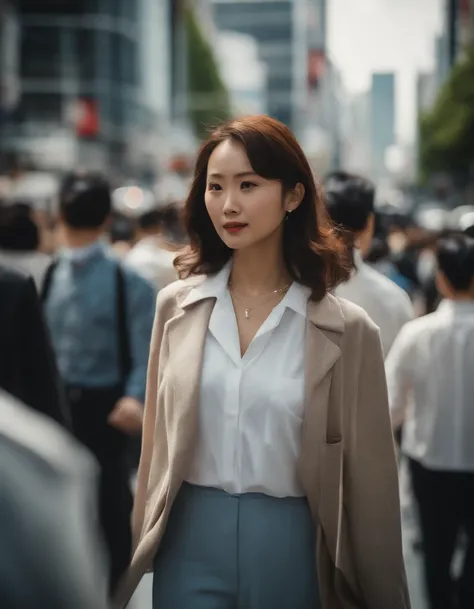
[365,236,390,264]
[0,203,39,251]
[437,234,474,292]
[323,171,375,233]
[138,203,182,232]
[464,224,474,239]
[138,209,164,231]
[109,213,135,243]
[59,173,111,229]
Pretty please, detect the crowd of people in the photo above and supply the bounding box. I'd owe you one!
[0,114,473,609]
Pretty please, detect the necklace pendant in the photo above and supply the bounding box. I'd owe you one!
[245,309,250,319]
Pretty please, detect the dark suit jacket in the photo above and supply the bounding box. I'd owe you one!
[0,265,70,428]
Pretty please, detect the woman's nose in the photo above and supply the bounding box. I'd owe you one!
[222,191,240,215]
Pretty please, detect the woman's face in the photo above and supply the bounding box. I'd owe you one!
[204,139,303,251]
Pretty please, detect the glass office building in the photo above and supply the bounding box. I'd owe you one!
[3,0,169,177]
[212,0,296,128]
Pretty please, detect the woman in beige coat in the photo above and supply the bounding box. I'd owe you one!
[115,116,410,609]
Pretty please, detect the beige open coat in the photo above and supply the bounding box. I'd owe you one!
[114,277,411,609]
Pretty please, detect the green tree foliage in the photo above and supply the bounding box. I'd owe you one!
[185,8,231,139]
[419,44,474,182]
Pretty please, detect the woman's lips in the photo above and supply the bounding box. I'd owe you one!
[223,224,247,234]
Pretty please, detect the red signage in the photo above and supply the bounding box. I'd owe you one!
[75,99,99,137]
[308,49,325,89]
[460,0,471,17]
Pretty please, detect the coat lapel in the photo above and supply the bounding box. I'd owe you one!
[165,294,215,480]
[297,294,344,522]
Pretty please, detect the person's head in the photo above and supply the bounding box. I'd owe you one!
[0,202,39,251]
[137,203,182,238]
[461,212,474,238]
[323,171,376,257]
[59,173,111,234]
[436,234,474,299]
[109,213,135,244]
[175,115,349,300]
[365,236,390,265]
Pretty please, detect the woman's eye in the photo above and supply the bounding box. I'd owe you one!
[241,181,256,190]
[208,183,222,192]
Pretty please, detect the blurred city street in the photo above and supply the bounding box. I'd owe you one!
[1,2,474,609]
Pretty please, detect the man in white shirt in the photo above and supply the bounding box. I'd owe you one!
[126,206,179,290]
[324,171,414,357]
[385,234,474,609]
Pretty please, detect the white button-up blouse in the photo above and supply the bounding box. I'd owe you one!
[185,264,311,497]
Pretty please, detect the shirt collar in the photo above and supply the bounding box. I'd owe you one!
[438,299,474,316]
[180,261,232,308]
[282,282,311,317]
[180,260,310,317]
[60,239,106,264]
[352,248,365,270]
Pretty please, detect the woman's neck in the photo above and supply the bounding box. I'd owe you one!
[229,241,290,296]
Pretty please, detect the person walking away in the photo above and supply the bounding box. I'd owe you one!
[323,171,414,358]
[126,203,180,289]
[42,173,155,596]
[115,116,409,609]
[0,264,69,428]
[0,202,51,291]
[386,234,474,609]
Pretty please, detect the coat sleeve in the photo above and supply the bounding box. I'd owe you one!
[346,322,411,609]
[122,269,156,402]
[131,286,171,548]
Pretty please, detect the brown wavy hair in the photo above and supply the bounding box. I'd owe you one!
[175,115,350,301]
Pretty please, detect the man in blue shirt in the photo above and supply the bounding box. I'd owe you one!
[42,174,156,596]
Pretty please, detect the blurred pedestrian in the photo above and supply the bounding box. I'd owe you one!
[0,264,69,428]
[386,234,474,609]
[126,203,181,289]
[109,213,136,259]
[41,173,156,596]
[0,202,51,290]
[116,116,409,609]
[324,171,414,357]
[0,389,108,609]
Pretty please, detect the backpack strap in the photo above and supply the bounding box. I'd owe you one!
[40,260,59,303]
[116,264,132,384]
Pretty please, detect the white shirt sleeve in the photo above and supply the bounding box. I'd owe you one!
[385,324,415,429]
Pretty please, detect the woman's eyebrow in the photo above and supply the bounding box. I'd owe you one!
[208,171,258,179]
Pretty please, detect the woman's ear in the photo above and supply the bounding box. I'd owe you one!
[286,183,305,212]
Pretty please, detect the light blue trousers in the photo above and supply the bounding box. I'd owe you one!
[153,483,320,609]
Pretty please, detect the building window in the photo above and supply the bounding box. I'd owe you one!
[74,28,97,82]
[19,93,62,123]
[21,26,61,79]
[18,0,86,15]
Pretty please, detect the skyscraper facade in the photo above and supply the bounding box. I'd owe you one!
[1,0,169,177]
[370,72,396,178]
[211,0,306,130]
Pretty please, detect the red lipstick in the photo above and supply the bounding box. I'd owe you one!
[223,222,247,234]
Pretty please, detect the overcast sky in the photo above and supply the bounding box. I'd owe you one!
[328,0,444,143]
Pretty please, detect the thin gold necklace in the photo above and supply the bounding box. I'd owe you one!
[228,282,291,319]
